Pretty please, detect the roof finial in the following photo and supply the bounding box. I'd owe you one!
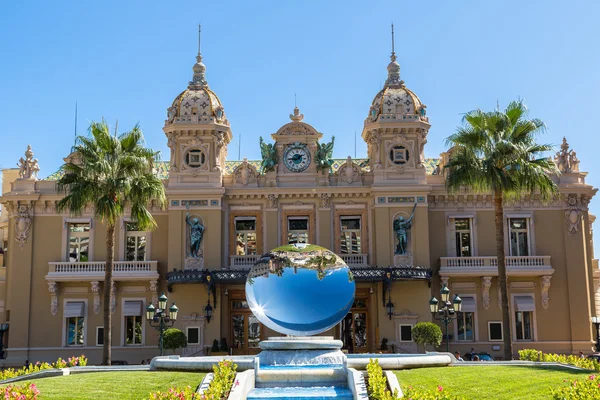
[294,93,297,108]
[391,23,395,60]
[190,24,207,87]
[198,24,201,56]
[290,95,304,122]
[385,23,402,87]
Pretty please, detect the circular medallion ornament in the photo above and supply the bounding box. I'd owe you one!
[284,145,311,172]
[246,244,355,336]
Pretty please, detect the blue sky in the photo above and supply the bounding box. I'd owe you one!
[1,1,599,251]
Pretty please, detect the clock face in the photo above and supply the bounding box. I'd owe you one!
[284,145,311,172]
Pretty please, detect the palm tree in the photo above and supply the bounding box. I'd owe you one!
[57,121,166,365]
[445,100,558,360]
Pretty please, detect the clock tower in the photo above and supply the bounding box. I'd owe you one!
[268,107,328,187]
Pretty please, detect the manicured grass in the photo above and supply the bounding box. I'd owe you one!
[2,371,205,400]
[396,365,593,400]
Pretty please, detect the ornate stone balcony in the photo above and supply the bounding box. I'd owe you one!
[439,256,554,277]
[229,255,261,269]
[339,254,368,268]
[46,260,159,282]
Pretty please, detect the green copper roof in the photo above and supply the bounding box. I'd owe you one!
[44,158,440,181]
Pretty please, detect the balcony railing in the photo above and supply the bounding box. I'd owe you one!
[440,256,553,276]
[339,254,368,267]
[229,255,261,269]
[46,260,159,281]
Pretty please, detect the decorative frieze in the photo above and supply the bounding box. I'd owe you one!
[319,193,331,210]
[482,276,492,310]
[149,280,158,305]
[48,281,58,316]
[91,281,101,314]
[541,276,552,309]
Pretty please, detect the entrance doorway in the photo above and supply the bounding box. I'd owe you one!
[229,296,262,355]
[340,295,369,353]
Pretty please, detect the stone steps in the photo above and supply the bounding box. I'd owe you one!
[256,367,347,386]
[247,386,353,400]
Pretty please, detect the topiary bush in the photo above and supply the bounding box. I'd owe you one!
[163,328,188,354]
[211,339,220,353]
[412,322,443,350]
[220,337,229,353]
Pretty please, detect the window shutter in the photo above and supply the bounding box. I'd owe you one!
[460,296,477,313]
[514,296,535,312]
[64,302,85,318]
[123,301,143,316]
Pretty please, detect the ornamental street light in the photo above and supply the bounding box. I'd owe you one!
[592,316,600,351]
[429,284,462,353]
[146,293,179,356]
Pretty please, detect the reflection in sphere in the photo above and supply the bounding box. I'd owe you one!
[246,244,356,336]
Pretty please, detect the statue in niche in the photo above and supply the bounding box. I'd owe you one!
[259,136,278,173]
[393,203,417,255]
[186,205,205,258]
[315,136,335,172]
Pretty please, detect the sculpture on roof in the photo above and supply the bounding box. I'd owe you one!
[554,137,580,173]
[259,136,278,173]
[17,145,40,180]
[315,136,335,172]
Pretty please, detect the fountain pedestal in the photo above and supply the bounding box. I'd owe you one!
[256,336,346,368]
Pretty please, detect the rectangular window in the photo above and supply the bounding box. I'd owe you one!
[235,218,257,256]
[454,218,472,257]
[340,217,362,254]
[96,327,104,346]
[187,327,200,345]
[65,301,85,346]
[288,217,309,245]
[124,301,143,345]
[68,223,90,262]
[488,322,503,341]
[457,312,475,341]
[509,218,529,256]
[456,296,476,341]
[399,325,413,342]
[126,223,147,261]
[514,295,534,341]
[515,311,533,340]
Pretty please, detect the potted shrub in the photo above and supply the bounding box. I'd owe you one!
[380,337,389,353]
[210,338,229,356]
[411,322,442,353]
[163,328,188,355]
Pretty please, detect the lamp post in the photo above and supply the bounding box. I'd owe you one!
[146,293,179,356]
[592,316,600,352]
[0,323,9,359]
[429,284,462,353]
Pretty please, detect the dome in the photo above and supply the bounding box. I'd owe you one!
[166,53,228,126]
[366,53,427,123]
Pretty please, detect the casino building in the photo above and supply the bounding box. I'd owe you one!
[0,39,598,366]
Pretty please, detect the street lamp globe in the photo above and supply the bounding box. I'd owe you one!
[453,295,462,312]
[169,303,179,321]
[592,316,600,324]
[146,304,156,320]
[158,293,168,310]
[440,285,450,302]
[429,297,439,314]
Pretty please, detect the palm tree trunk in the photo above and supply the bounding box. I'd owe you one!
[102,224,115,365]
[494,191,513,360]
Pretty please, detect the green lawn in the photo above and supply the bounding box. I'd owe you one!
[2,371,205,400]
[396,365,592,400]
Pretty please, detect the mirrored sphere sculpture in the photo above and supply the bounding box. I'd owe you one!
[246,244,356,336]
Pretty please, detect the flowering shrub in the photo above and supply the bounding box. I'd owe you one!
[403,386,465,400]
[202,359,237,399]
[0,355,89,381]
[518,349,599,371]
[148,386,200,400]
[550,374,600,399]
[2,383,40,399]
[148,360,237,400]
[366,359,400,400]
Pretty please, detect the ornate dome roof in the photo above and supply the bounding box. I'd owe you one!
[366,52,427,124]
[165,53,228,126]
